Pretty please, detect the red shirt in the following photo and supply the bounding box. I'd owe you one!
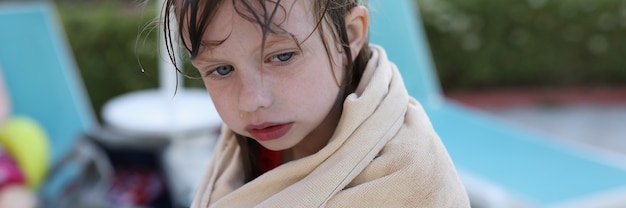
[258,146,281,173]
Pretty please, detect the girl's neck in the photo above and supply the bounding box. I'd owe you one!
[282,90,345,162]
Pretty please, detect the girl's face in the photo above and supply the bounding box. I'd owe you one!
[189,0,345,153]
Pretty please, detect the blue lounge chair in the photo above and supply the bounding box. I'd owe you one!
[0,3,211,207]
[369,0,626,207]
[0,3,115,206]
[0,2,96,165]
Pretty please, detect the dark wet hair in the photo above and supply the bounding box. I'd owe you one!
[162,0,370,181]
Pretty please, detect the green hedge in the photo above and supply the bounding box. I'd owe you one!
[417,0,626,91]
[57,1,202,121]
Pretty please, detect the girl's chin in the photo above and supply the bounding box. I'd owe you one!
[237,131,301,151]
[256,138,301,151]
[257,141,290,151]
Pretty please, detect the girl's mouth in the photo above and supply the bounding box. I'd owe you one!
[246,123,293,141]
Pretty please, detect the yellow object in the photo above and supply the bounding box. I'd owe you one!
[0,117,50,189]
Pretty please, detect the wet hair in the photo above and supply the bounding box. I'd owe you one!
[162,0,370,181]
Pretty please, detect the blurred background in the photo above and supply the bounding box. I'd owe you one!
[417,0,626,158]
[1,0,625,207]
[420,0,626,91]
[53,0,205,122]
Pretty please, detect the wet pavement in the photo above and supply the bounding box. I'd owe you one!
[446,86,626,162]
[485,104,626,161]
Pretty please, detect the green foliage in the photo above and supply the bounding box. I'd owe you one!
[417,0,626,90]
[57,1,157,120]
[57,1,203,121]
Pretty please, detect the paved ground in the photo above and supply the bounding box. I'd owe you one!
[485,104,626,160]
[446,86,626,162]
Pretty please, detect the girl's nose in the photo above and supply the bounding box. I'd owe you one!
[237,70,272,113]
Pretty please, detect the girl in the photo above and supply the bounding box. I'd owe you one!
[162,0,470,207]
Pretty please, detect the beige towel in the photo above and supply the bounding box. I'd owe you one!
[192,45,470,207]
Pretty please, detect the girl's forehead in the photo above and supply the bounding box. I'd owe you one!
[187,0,319,58]
[206,0,312,27]
[201,0,313,44]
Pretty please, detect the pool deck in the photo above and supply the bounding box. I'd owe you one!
[446,86,626,162]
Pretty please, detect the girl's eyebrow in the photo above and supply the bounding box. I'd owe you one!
[265,34,298,47]
[200,39,228,52]
[267,30,303,49]
[197,30,232,56]
[190,39,227,61]
[191,32,299,62]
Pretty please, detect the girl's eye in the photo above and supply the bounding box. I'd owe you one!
[210,65,234,77]
[268,52,295,63]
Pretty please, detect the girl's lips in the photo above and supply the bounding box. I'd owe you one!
[246,123,293,141]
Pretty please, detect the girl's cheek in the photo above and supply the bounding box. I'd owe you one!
[211,91,241,125]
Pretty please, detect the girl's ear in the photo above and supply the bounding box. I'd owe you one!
[345,5,369,61]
